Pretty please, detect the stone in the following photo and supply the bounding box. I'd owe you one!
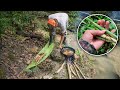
[50,48,65,62]
[43,75,53,79]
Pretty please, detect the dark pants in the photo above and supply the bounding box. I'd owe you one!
[49,32,55,44]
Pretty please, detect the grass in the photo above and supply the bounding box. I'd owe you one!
[78,14,118,55]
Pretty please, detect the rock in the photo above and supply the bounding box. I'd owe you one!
[50,48,65,62]
[42,75,53,79]
[34,76,38,79]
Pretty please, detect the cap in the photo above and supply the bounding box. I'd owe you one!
[47,19,57,27]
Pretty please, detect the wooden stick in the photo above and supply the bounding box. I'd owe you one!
[69,63,77,77]
[56,61,66,73]
[72,63,81,79]
[74,62,86,79]
[67,62,72,79]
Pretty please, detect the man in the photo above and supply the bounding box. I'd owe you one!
[47,13,68,48]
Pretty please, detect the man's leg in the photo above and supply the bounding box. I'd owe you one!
[49,32,53,45]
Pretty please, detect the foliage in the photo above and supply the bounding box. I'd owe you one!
[67,11,79,30]
[0,11,51,37]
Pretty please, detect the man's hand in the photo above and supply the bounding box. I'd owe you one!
[59,45,63,49]
[82,30,106,50]
[82,19,115,50]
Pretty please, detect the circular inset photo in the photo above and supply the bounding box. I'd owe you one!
[77,14,118,56]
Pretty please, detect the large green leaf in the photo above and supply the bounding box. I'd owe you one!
[36,43,54,65]
[38,42,49,55]
[25,43,54,71]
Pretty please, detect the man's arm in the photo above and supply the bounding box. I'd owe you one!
[79,39,97,54]
[59,15,68,48]
[59,33,65,48]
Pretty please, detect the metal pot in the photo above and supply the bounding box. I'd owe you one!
[60,46,75,62]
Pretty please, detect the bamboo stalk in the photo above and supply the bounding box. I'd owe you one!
[86,18,117,39]
[96,36,116,46]
[82,23,117,44]
[101,34,117,43]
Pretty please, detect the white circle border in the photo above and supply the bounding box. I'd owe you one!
[76,14,119,56]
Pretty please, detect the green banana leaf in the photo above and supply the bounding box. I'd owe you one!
[25,43,54,71]
[36,43,54,65]
[38,42,49,55]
